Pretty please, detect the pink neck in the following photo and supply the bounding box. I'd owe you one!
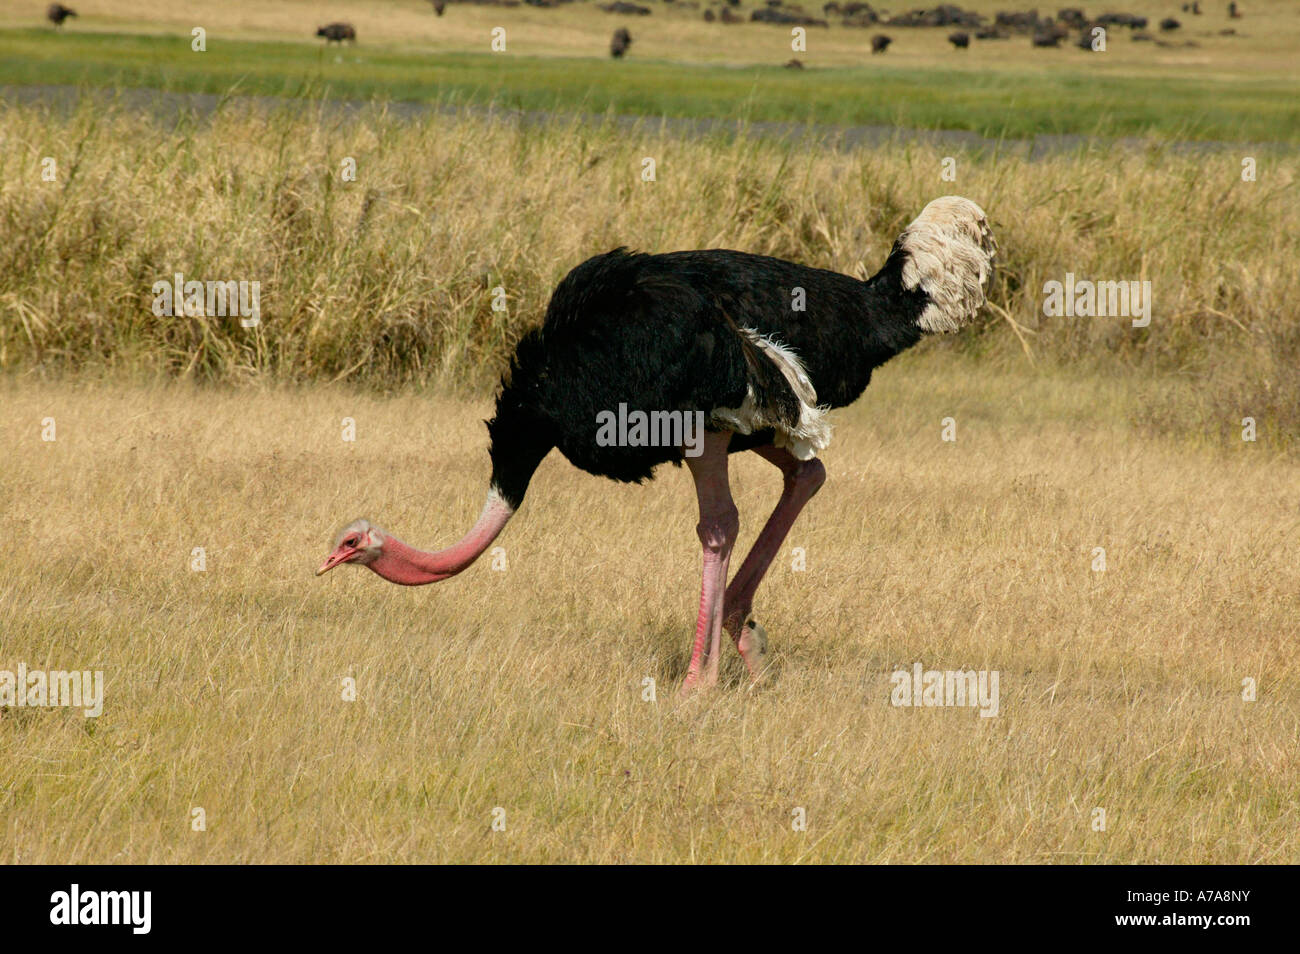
[368,491,514,586]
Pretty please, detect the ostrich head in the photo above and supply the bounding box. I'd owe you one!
[316,518,385,575]
[315,491,515,585]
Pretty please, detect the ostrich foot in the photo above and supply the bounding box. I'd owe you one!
[737,619,768,680]
[679,655,723,696]
[679,621,764,695]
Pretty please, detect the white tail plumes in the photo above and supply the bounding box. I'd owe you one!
[711,329,833,461]
[897,196,997,334]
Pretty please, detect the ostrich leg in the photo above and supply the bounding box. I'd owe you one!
[682,431,739,693]
[723,445,826,675]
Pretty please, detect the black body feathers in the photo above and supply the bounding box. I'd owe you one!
[487,245,930,506]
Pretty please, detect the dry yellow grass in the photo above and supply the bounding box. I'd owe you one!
[3,100,1297,448]
[2,364,1296,863]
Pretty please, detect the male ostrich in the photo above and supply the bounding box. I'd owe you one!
[318,197,996,691]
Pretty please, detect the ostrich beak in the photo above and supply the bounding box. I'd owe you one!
[315,545,357,576]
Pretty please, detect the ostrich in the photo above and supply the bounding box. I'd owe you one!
[47,3,76,27]
[318,197,996,692]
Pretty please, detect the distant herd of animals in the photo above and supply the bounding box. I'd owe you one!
[42,1,1248,59]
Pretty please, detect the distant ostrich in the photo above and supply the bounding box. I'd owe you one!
[318,197,997,691]
[610,27,633,58]
[316,22,357,44]
[948,31,970,48]
[47,3,76,27]
[871,33,891,53]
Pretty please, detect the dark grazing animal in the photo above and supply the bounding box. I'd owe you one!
[995,9,1040,31]
[949,30,970,47]
[47,3,76,27]
[752,8,829,25]
[1095,12,1146,28]
[871,32,892,52]
[1057,7,1087,28]
[610,27,633,57]
[1160,16,1181,29]
[316,198,997,692]
[316,22,357,44]
[1032,30,1062,45]
[887,5,983,27]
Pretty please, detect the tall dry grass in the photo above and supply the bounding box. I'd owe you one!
[1,99,1296,440]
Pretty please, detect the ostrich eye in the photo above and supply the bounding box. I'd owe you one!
[345,537,359,548]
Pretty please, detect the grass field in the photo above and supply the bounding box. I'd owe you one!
[3,368,1297,863]
[1,0,1297,866]
[1,0,1298,140]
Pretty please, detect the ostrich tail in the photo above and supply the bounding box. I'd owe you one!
[894,196,997,334]
[712,328,833,462]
